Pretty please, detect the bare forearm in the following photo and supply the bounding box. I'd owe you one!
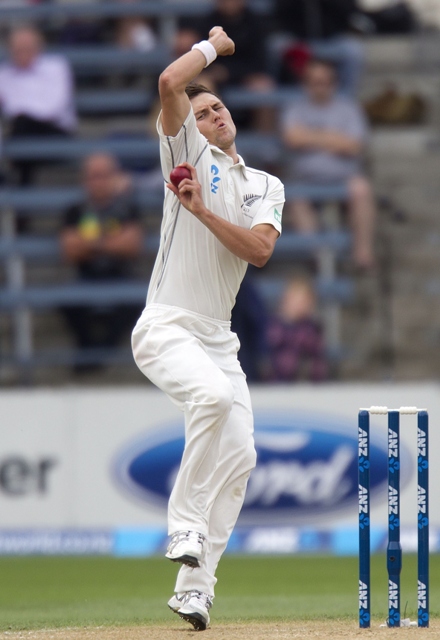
[61,232,96,263]
[99,227,143,258]
[160,28,233,94]
[159,50,206,98]
[167,162,278,266]
[61,227,142,263]
[285,126,362,156]
[321,132,362,156]
[284,126,323,150]
[159,27,235,136]
[194,207,277,268]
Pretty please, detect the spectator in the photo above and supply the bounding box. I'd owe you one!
[0,26,77,186]
[268,277,329,382]
[115,17,157,52]
[281,59,376,270]
[60,153,143,372]
[275,0,364,95]
[185,0,276,131]
[231,275,270,382]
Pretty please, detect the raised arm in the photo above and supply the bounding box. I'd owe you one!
[158,26,235,137]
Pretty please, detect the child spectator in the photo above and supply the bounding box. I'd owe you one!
[268,277,329,382]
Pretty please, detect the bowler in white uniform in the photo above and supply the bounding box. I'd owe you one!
[132,26,284,631]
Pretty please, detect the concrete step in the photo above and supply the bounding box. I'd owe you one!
[364,34,440,71]
[369,127,436,157]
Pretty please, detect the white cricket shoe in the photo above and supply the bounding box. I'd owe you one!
[165,530,205,568]
[168,590,213,631]
[168,592,186,613]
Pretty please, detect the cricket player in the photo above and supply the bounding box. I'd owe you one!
[132,26,284,630]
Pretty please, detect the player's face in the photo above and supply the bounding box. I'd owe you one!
[191,93,236,151]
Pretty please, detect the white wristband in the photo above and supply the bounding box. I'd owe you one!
[191,40,217,68]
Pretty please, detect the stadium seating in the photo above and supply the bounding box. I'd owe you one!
[0,187,351,376]
[75,87,302,116]
[0,0,353,381]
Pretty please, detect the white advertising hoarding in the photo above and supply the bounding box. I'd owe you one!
[0,384,438,554]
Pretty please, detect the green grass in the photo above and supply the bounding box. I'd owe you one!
[0,554,438,630]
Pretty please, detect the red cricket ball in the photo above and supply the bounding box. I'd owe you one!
[170,166,192,188]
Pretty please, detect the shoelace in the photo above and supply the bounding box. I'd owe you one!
[167,530,205,553]
[180,590,213,611]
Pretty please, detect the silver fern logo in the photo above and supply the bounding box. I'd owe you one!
[242,193,262,215]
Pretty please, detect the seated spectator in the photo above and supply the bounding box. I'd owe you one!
[275,0,364,95]
[0,26,77,186]
[267,277,329,382]
[60,153,143,372]
[183,0,276,131]
[281,59,376,270]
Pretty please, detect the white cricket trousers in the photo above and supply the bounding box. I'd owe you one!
[132,303,256,596]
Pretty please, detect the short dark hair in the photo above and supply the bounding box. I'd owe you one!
[185,82,223,102]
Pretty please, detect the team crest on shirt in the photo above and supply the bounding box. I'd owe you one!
[242,193,262,216]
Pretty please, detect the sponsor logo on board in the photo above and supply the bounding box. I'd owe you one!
[112,412,412,524]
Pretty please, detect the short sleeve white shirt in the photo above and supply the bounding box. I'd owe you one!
[146,107,285,322]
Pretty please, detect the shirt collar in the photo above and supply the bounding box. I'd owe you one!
[210,144,248,179]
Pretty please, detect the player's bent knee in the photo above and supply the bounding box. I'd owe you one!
[234,437,257,473]
[201,379,235,418]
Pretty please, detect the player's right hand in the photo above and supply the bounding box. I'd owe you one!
[166,162,206,219]
[208,26,235,57]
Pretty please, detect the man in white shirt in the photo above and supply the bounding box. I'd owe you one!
[0,25,76,185]
[132,26,284,631]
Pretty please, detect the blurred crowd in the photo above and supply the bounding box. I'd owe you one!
[0,0,434,381]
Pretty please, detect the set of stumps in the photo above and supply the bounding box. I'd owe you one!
[358,406,429,628]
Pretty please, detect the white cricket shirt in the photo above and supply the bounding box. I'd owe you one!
[146,107,285,322]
